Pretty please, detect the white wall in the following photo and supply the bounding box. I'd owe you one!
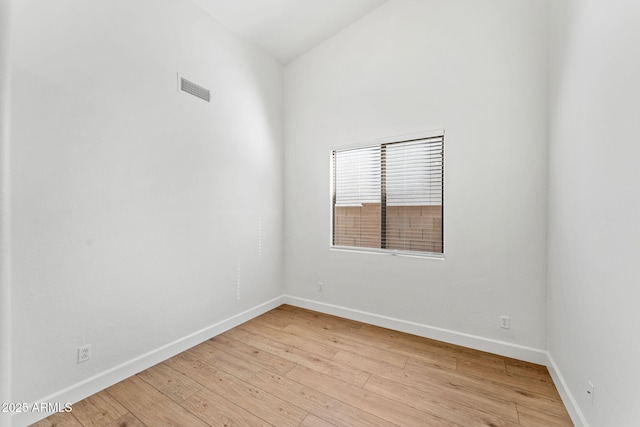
[10,0,283,418]
[284,0,549,357]
[1,1,13,426]
[547,1,640,425]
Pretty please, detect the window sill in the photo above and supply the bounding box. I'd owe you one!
[330,246,445,260]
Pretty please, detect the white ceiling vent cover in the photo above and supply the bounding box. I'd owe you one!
[178,74,211,102]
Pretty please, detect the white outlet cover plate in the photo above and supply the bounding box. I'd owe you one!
[78,345,91,363]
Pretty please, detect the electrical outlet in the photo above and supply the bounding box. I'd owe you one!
[500,316,510,329]
[587,380,594,405]
[317,282,324,292]
[77,345,91,363]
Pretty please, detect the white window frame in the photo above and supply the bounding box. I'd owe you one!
[330,130,445,259]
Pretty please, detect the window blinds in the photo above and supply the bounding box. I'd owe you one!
[332,135,444,255]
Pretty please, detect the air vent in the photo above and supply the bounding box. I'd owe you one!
[178,75,210,102]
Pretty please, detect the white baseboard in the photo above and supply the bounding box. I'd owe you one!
[13,296,284,427]
[546,352,589,427]
[283,295,547,365]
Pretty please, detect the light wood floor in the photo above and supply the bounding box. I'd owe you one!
[32,305,573,427]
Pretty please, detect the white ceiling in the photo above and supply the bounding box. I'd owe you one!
[192,0,388,64]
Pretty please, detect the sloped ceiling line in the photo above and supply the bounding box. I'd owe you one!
[192,0,388,64]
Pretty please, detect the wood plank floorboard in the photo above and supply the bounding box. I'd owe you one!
[30,305,573,426]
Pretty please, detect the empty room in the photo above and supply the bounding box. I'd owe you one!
[1,0,639,426]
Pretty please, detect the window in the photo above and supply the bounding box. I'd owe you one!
[331,132,444,256]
